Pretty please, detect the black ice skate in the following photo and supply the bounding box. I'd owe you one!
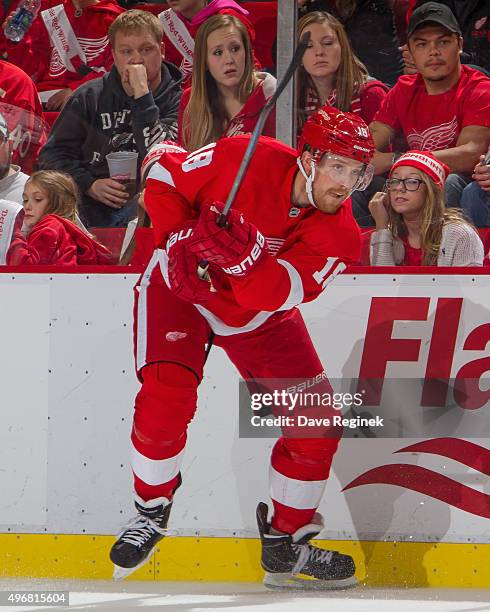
[256,502,357,590]
[110,495,173,580]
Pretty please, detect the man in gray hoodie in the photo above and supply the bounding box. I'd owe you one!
[39,10,182,228]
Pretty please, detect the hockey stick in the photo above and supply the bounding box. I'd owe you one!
[198,30,311,282]
[199,32,311,361]
[216,30,311,227]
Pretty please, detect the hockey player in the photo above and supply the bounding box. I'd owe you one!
[110,105,375,589]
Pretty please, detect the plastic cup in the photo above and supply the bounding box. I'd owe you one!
[106,151,139,198]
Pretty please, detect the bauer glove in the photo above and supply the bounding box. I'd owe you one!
[191,202,266,277]
[166,220,217,303]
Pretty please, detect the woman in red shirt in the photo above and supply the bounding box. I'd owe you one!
[178,13,276,152]
[297,10,388,133]
[368,151,484,266]
[7,170,111,265]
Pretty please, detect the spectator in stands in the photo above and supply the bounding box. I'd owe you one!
[2,0,125,111]
[0,60,47,175]
[0,113,29,203]
[368,150,484,265]
[297,0,403,86]
[403,1,490,74]
[159,0,256,87]
[458,152,490,227]
[6,170,111,264]
[178,13,275,151]
[38,10,182,228]
[297,10,388,134]
[363,2,490,226]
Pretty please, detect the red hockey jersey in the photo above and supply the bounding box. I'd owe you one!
[144,135,361,333]
[3,0,124,92]
[0,61,47,174]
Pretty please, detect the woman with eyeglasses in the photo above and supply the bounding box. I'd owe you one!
[368,150,484,266]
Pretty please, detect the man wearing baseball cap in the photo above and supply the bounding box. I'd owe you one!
[404,1,490,74]
[363,1,490,219]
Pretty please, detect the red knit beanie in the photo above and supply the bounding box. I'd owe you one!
[390,151,450,190]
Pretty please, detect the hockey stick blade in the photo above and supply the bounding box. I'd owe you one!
[216,30,311,227]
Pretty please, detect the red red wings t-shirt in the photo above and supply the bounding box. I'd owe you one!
[144,135,361,332]
[4,0,124,93]
[373,65,490,150]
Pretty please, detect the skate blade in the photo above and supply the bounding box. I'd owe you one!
[112,547,157,581]
[264,571,358,591]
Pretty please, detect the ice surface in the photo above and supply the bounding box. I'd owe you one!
[0,579,489,612]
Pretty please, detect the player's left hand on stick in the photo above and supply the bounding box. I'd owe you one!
[191,202,266,277]
[167,221,217,302]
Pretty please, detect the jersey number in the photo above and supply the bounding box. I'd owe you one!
[182,143,216,173]
[313,257,346,289]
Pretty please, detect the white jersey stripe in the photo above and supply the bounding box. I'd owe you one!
[276,258,304,309]
[135,251,159,372]
[270,465,327,510]
[157,248,297,337]
[148,162,176,187]
[131,444,185,486]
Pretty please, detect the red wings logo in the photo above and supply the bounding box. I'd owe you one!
[343,438,490,518]
[50,36,109,76]
[407,117,459,150]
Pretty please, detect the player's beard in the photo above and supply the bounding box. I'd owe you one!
[318,188,350,213]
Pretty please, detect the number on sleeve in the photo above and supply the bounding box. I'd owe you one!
[182,143,216,173]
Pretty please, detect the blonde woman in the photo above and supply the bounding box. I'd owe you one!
[368,151,484,266]
[178,13,276,151]
[297,10,388,133]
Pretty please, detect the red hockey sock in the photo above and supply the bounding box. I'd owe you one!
[131,362,198,502]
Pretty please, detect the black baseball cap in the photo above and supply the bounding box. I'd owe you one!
[407,2,462,38]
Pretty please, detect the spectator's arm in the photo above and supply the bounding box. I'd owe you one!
[38,95,97,195]
[360,82,388,125]
[130,71,181,157]
[433,126,490,174]
[473,154,490,191]
[440,224,484,267]
[369,229,397,266]
[6,222,60,265]
[369,120,396,175]
[1,14,49,81]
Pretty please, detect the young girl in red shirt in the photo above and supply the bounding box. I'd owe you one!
[7,170,111,265]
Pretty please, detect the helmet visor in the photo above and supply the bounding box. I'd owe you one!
[317,153,374,192]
